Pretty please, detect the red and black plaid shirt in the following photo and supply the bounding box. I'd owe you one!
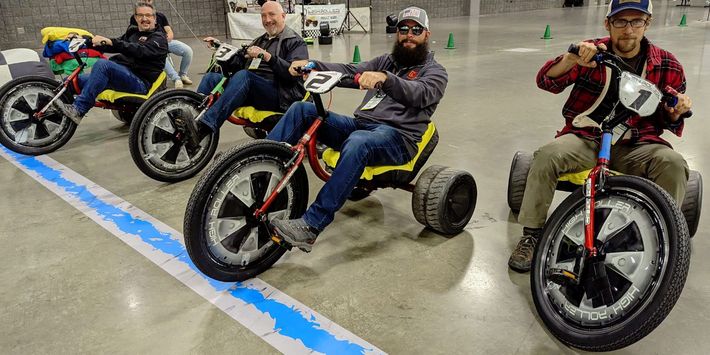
[537,37,687,147]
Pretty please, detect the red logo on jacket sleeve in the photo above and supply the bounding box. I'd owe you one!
[407,70,418,79]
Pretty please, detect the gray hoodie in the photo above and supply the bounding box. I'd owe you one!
[311,52,448,156]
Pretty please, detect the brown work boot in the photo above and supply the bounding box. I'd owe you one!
[508,227,542,273]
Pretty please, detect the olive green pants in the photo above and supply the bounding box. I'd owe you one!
[518,134,689,229]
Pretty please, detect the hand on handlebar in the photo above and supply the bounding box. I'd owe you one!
[203,36,221,49]
[289,60,311,76]
[357,71,386,90]
[247,46,270,61]
[92,35,112,47]
[566,42,606,68]
[663,88,692,122]
[64,32,80,41]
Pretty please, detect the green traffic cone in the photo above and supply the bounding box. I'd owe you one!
[445,32,455,49]
[541,24,553,39]
[351,45,361,64]
[679,14,688,27]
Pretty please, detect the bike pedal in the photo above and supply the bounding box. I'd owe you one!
[548,268,580,286]
[270,235,293,250]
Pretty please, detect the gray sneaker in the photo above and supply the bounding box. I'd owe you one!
[53,101,83,125]
[508,228,542,273]
[271,218,320,252]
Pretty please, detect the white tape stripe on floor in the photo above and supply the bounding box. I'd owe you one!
[1,147,384,355]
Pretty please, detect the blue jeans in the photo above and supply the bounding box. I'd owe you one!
[199,70,280,132]
[267,101,413,231]
[74,59,148,115]
[165,40,193,81]
[196,72,225,95]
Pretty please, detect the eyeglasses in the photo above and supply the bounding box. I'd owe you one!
[610,18,647,28]
[134,13,155,19]
[397,25,424,36]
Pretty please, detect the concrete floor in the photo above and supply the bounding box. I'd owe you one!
[2,2,710,354]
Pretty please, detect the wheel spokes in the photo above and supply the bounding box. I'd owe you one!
[9,118,32,133]
[174,145,192,165]
[152,114,176,135]
[34,92,54,114]
[13,125,35,144]
[33,119,50,139]
[43,112,64,126]
[41,118,62,137]
[605,251,646,282]
[11,95,34,115]
[229,177,257,208]
[160,140,183,164]
[250,171,273,205]
[209,217,249,246]
[597,208,634,244]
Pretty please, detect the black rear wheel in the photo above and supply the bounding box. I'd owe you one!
[681,170,702,238]
[507,151,532,213]
[112,109,135,125]
[0,76,76,155]
[184,140,309,282]
[532,176,690,351]
[413,166,477,235]
[129,89,219,182]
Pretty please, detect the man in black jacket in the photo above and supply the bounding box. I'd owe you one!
[55,2,168,124]
[269,7,448,252]
[182,1,308,141]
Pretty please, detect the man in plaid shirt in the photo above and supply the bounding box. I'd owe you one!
[509,0,693,272]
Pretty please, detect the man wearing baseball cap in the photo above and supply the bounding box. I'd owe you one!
[509,0,693,272]
[267,6,448,252]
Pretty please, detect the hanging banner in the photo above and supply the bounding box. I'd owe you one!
[227,13,302,39]
[302,4,346,37]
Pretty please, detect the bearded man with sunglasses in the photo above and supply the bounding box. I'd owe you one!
[266,6,448,252]
[508,0,693,272]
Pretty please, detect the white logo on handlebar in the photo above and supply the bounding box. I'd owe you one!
[618,72,662,117]
[214,43,240,62]
[304,71,343,94]
[68,38,86,53]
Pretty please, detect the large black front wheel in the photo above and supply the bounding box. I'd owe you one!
[0,76,76,155]
[531,176,690,351]
[129,89,219,182]
[184,140,309,282]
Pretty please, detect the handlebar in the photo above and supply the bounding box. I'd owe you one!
[209,39,222,49]
[295,64,382,89]
[568,43,691,118]
[567,43,604,63]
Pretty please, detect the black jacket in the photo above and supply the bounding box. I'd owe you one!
[211,26,308,112]
[102,26,169,85]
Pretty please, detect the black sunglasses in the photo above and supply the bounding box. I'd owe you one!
[397,25,424,36]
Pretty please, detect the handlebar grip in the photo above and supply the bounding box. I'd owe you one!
[352,73,383,89]
[567,43,580,56]
[663,85,679,107]
[665,96,679,108]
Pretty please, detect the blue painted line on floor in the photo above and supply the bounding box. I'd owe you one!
[1,146,380,355]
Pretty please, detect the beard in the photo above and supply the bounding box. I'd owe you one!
[614,37,638,54]
[392,39,429,68]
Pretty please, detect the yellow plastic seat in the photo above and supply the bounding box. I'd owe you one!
[230,92,310,123]
[323,123,437,181]
[96,72,167,103]
[232,106,282,123]
[559,169,621,185]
